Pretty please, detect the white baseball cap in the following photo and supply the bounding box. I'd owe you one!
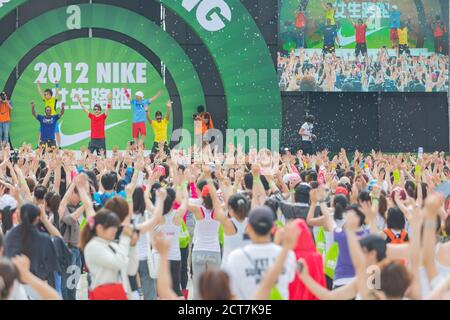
[392,5,398,10]
[0,194,18,210]
[136,91,144,98]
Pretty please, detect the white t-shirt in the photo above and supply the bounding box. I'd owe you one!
[224,243,296,300]
[301,122,314,141]
[221,217,250,268]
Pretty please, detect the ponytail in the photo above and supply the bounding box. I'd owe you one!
[19,204,40,259]
[0,207,14,234]
[80,210,120,250]
[228,194,250,221]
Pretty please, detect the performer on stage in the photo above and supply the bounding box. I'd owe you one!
[76,93,112,155]
[146,100,172,155]
[124,87,162,148]
[31,101,65,151]
[37,80,61,147]
[348,15,368,58]
[298,114,316,155]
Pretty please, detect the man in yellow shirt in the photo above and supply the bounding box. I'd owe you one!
[322,1,335,26]
[37,80,61,147]
[146,100,172,155]
[398,24,410,56]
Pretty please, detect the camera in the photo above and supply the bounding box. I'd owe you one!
[0,92,6,102]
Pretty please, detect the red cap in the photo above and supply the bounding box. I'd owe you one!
[335,186,349,196]
[202,185,210,198]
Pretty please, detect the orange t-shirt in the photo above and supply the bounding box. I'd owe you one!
[0,101,11,122]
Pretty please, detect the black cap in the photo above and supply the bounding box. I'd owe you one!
[359,234,387,262]
[248,206,274,236]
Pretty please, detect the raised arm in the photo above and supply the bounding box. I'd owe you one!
[145,105,152,125]
[165,100,172,121]
[105,92,112,117]
[36,81,45,99]
[150,90,162,103]
[58,102,65,118]
[75,94,89,115]
[123,86,131,103]
[137,188,165,234]
[207,177,235,235]
[13,255,61,300]
[39,204,62,238]
[31,102,38,119]
[154,233,178,300]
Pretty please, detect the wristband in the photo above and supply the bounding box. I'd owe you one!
[126,197,133,203]
[253,177,261,184]
[290,190,295,194]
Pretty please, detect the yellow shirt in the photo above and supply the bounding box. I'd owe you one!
[325,9,335,25]
[151,118,168,143]
[43,96,57,115]
[398,28,408,45]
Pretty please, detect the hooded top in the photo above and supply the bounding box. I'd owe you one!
[289,219,326,300]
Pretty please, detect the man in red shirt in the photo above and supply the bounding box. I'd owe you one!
[433,16,447,55]
[295,9,307,48]
[350,17,368,58]
[76,93,111,155]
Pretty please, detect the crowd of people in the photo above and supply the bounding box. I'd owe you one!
[279,1,449,92]
[0,139,449,300]
[278,49,449,92]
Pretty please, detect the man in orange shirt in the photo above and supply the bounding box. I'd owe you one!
[0,91,13,147]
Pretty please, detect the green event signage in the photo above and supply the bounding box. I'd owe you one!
[0,0,282,149]
[12,38,172,150]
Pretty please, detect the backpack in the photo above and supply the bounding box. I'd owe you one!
[384,229,408,244]
[315,227,326,256]
[324,242,339,279]
[179,220,191,249]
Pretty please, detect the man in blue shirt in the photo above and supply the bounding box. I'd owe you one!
[124,87,162,148]
[323,19,340,55]
[31,101,65,152]
[389,5,401,49]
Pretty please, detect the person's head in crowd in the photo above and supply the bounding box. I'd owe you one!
[386,207,405,231]
[44,192,61,215]
[246,206,274,242]
[344,205,365,228]
[163,188,176,215]
[0,257,17,300]
[354,174,368,191]
[84,170,99,192]
[150,182,162,204]
[333,195,348,220]
[197,105,205,114]
[358,18,363,25]
[25,178,36,194]
[378,192,388,221]
[357,191,371,204]
[326,2,333,9]
[264,198,280,221]
[345,171,355,184]
[295,184,311,204]
[33,185,47,204]
[80,210,121,250]
[116,179,127,194]
[373,260,411,300]
[101,172,117,192]
[404,180,416,199]
[300,76,317,91]
[198,270,232,300]
[104,197,129,223]
[228,194,250,222]
[359,234,387,265]
[0,195,18,235]
[200,185,213,210]
[306,170,317,183]
[243,173,269,193]
[133,187,146,215]
[326,18,332,26]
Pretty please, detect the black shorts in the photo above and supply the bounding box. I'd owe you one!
[355,43,367,56]
[399,44,410,55]
[323,44,335,54]
[40,139,57,150]
[151,141,170,155]
[89,138,106,154]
